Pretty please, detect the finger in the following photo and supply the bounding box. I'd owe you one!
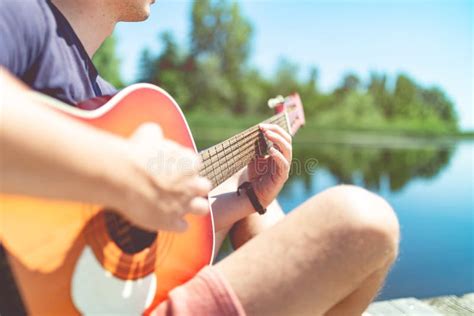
[165,144,202,179]
[269,147,290,176]
[176,146,203,176]
[263,130,292,162]
[188,197,210,215]
[259,124,292,143]
[187,176,212,196]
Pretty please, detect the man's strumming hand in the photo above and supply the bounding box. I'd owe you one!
[116,123,211,232]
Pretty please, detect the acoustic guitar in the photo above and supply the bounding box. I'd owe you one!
[0,84,305,315]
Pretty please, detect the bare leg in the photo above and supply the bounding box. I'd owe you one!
[212,170,285,258]
[216,185,399,316]
[326,260,393,316]
[230,199,285,249]
[214,199,284,260]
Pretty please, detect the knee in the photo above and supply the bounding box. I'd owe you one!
[316,185,400,264]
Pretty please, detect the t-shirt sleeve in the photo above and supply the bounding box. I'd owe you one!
[97,77,118,95]
[0,0,48,76]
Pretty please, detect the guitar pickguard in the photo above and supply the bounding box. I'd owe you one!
[72,246,157,314]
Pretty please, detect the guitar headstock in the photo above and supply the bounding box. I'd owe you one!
[268,93,305,136]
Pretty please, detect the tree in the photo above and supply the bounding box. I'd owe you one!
[420,87,458,126]
[299,67,324,117]
[368,72,393,118]
[144,32,193,108]
[393,74,418,118]
[190,0,252,73]
[334,73,361,100]
[268,58,300,97]
[137,48,155,83]
[318,91,384,128]
[92,35,124,88]
[190,0,253,113]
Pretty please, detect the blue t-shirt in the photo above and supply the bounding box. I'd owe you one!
[0,0,116,105]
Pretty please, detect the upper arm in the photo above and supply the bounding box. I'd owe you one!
[0,0,48,76]
[0,66,29,96]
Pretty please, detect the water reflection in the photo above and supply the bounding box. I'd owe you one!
[289,144,455,193]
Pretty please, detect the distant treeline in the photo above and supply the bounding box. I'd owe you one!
[93,0,459,134]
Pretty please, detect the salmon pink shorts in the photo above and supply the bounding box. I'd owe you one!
[151,266,246,316]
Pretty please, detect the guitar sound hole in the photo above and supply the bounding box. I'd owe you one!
[104,210,157,254]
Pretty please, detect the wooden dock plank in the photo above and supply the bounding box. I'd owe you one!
[365,297,442,315]
[366,293,474,315]
[425,294,474,315]
[391,298,443,315]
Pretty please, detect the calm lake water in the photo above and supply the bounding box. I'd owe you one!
[278,140,474,300]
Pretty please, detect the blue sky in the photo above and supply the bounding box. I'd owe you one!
[114,0,473,130]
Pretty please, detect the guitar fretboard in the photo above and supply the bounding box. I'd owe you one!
[199,112,290,189]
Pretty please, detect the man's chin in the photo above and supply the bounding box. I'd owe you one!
[141,5,152,20]
[121,8,151,22]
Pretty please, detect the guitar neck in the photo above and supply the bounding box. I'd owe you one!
[199,112,290,189]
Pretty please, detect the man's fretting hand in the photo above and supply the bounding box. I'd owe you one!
[246,124,292,209]
[117,123,211,232]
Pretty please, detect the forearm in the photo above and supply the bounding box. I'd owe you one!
[209,169,254,231]
[210,168,285,233]
[0,68,136,209]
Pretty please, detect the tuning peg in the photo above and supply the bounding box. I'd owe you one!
[267,95,285,109]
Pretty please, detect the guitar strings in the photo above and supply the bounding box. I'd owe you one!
[200,114,287,169]
[200,113,286,167]
[199,115,288,187]
[200,116,287,179]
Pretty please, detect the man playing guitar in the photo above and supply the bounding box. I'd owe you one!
[0,0,399,315]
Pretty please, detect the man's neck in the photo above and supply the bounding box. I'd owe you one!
[51,0,117,57]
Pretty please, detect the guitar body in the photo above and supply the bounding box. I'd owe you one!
[0,84,215,315]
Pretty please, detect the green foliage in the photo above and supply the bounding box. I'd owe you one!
[317,92,385,129]
[190,0,253,113]
[393,74,417,117]
[368,72,393,118]
[334,73,362,100]
[92,35,124,88]
[135,0,459,135]
[190,0,252,74]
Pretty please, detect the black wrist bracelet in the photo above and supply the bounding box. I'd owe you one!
[237,181,267,215]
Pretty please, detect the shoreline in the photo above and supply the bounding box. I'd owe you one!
[190,125,473,149]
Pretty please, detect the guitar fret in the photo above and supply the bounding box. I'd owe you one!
[222,142,229,172]
[229,140,237,166]
[209,164,217,186]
